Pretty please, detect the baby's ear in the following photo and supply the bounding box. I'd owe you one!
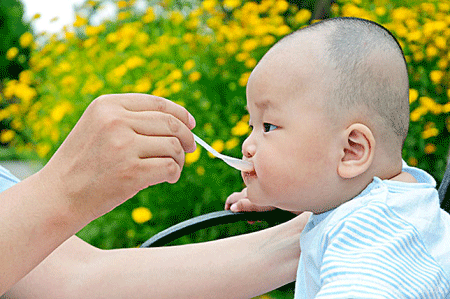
[337,123,375,179]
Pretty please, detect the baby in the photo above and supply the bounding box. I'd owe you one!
[226,17,450,298]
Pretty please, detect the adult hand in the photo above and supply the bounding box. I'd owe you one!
[40,93,196,226]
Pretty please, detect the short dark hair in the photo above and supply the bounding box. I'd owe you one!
[282,17,410,149]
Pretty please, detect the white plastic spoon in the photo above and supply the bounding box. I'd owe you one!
[193,133,254,172]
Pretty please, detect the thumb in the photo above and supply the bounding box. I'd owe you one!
[230,198,275,213]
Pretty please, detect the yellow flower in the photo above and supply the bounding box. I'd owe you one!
[409,89,419,104]
[170,69,183,81]
[85,25,105,37]
[19,32,33,48]
[236,52,249,62]
[6,47,19,60]
[261,35,276,46]
[295,9,312,24]
[273,0,289,13]
[391,7,412,21]
[0,130,15,144]
[131,207,153,224]
[143,8,156,23]
[421,2,435,15]
[407,30,422,42]
[422,128,439,139]
[36,143,51,158]
[413,51,424,62]
[134,78,152,93]
[61,75,77,87]
[73,15,88,27]
[83,37,97,48]
[170,82,182,93]
[435,36,447,49]
[51,101,73,122]
[424,143,436,154]
[438,59,448,69]
[375,7,386,16]
[238,72,251,87]
[117,0,127,9]
[125,56,146,69]
[232,121,250,136]
[19,70,33,85]
[170,11,184,25]
[225,42,239,54]
[183,59,195,71]
[185,147,201,165]
[439,3,450,12]
[408,157,418,167]
[224,0,241,10]
[430,70,444,84]
[241,39,258,52]
[276,25,291,36]
[14,84,37,103]
[188,71,201,82]
[420,96,441,114]
[410,106,427,122]
[118,11,131,21]
[202,0,216,11]
[207,140,224,158]
[245,58,257,68]
[426,46,438,58]
[225,137,240,150]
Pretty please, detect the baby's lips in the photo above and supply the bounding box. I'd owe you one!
[240,159,254,172]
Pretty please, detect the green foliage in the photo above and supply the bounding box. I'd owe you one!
[0,0,31,81]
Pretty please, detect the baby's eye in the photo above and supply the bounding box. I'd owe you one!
[263,123,278,132]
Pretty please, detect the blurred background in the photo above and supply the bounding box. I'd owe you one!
[1,0,449,297]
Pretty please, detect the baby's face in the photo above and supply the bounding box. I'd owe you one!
[241,41,341,212]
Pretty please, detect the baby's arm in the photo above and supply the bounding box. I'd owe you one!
[225,188,275,212]
[225,188,302,215]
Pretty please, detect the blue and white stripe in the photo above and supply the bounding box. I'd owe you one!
[317,200,450,298]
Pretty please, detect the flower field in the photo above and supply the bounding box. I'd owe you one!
[1,1,450,296]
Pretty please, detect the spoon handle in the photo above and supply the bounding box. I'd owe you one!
[193,133,225,159]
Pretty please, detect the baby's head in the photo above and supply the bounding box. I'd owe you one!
[241,17,410,213]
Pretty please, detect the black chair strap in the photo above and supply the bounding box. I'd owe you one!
[140,209,296,248]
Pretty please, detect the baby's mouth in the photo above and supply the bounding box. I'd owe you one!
[242,169,257,183]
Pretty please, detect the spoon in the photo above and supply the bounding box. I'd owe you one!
[192,133,254,172]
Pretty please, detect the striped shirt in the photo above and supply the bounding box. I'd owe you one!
[295,162,450,298]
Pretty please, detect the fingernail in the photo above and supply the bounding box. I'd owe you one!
[188,113,196,129]
[230,203,238,212]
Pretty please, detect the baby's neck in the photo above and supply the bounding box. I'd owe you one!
[388,171,417,183]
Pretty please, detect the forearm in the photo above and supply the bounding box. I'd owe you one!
[0,170,83,294]
[81,214,309,299]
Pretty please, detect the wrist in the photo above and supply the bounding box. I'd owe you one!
[33,166,88,236]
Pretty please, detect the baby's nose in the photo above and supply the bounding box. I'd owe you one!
[242,137,256,158]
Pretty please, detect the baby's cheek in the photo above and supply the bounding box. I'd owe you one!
[259,161,290,196]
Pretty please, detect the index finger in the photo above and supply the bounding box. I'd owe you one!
[112,93,196,130]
